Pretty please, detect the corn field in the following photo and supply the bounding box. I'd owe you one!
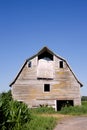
[0,91,31,130]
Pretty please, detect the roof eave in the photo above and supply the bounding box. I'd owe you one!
[9,46,83,88]
[9,60,27,87]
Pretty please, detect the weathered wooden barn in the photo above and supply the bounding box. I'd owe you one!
[10,47,83,110]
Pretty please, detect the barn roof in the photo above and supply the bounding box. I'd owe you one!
[10,46,83,87]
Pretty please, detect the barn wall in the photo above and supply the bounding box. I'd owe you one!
[12,54,81,109]
[16,57,37,80]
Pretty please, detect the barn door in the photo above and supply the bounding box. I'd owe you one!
[56,100,74,111]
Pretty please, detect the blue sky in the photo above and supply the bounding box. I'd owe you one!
[0,0,87,96]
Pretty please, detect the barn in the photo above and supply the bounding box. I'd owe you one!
[10,47,83,110]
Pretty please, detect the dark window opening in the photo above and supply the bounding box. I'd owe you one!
[44,84,50,92]
[38,51,53,61]
[59,61,63,68]
[28,61,31,67]
[56,100,74,111]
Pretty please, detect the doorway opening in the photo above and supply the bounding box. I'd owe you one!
[56,100,74,111]
[38,51,53,61]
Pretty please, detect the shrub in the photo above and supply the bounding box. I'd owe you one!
[81,96,87,101]
[0,91,31,130]
[6,101,31,130]
[0,90,12,130]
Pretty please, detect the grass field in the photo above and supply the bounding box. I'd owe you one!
[59,101,87,115]
[27,101,87,129]
[28,101,87,129]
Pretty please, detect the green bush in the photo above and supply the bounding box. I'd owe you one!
[6,101,31,130]
[0,91,31,130]
[81,96,87,101]
[0,90,12,130]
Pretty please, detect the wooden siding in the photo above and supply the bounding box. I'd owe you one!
[11,48,82,109]
[37,59,54,79]
[17,57,37,81]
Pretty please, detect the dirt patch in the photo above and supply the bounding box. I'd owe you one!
[54,116,87,130]
[39,113,71,119]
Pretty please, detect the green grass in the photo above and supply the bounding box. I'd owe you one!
[30,106,55,114]
[23,115,57,130]
[27,101,87,130]
[26,107,57,130]
[11,101,87,129]
[59,101,87,115]
[82,101,87,106]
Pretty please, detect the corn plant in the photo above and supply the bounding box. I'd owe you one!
[0,91,31,130]
[6,100,31,130]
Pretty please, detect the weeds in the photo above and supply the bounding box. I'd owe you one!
[30,106,55,114]
[60,101,87,115]
[23,115,57,130]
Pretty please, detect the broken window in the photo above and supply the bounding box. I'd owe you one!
[38,51,53,61]
[28,61,31,67]
[59,61,63,68]
[44,84,50,92]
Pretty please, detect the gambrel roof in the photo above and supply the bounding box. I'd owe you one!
[10,46,83,87]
